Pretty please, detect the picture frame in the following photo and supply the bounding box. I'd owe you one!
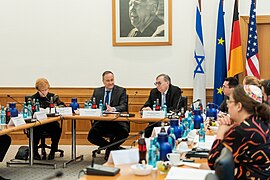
[112,0,172,46]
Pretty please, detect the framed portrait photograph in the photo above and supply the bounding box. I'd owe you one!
[112,0,172,46]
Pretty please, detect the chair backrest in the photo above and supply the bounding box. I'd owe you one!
[181,96,188,112]
[205,147,234,180]
[214,147,234,180]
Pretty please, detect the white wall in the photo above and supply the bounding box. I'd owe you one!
[0,0,269,88]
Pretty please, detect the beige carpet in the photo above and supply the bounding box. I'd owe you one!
[0,145,107,180]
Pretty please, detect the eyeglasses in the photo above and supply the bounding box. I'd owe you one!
[222,85,230,89]
[154,81,162,86]
[226,99,235,105]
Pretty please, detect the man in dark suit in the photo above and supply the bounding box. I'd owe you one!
[141,74,182,137]
[87,71,129,160]
[219,77,239,113]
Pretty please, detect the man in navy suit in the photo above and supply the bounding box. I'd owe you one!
[87,71,129,160]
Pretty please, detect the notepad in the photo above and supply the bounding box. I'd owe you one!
[165,167,214,180]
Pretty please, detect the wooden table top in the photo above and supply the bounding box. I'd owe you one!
[63,112,169,123]
[79,158,209,180]
[0,116,61,136]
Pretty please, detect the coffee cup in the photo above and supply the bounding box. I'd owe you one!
[166,153,181,165]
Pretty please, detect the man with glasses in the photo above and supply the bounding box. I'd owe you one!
[219,77,239,113]
[141,74,182,137]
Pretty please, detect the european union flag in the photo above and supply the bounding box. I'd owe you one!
[213,0,227,106]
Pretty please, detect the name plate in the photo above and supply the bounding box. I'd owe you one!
[56,107,73,116]
[79,108,102,117]
[142,111,165,118]
[34,111,48,120]
[9,116,26,127]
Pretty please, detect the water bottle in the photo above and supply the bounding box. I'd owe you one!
[193,109,203,129]
[70,98,79,113]
[162,103,167,117]
[156,132,172,161]
[5,104,11,124]
[99,100,103,111]
[9,102,18,117]
[168,128,176,151]
[35,99,40,112]
[88,99,92,109]
[160,122,166,133]
[1,106,6,124]
[155,99,161,111]
[92,97,97,109]
[167,119,183,139]
[22,102,28,119]
[198,123,206,142]
[31,99,36,114]
[27,100,32,118]
[138,133,147,164]
[84,100,89,109]
[152,101,156,111]
[148,138,157,168]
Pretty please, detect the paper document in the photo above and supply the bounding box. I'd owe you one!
[165,167,214,180]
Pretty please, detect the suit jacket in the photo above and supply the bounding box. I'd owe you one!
[142,84,182,112]
[219,96,229,113]
[92,85,129,131]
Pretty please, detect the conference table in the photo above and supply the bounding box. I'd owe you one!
[62,113,169,167]
[0,116,61,168]
[79,156,209,179]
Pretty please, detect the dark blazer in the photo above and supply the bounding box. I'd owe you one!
[219,96,229,113]
[92,85,129,130]
[141,84,182,112]
[31,92,66,108]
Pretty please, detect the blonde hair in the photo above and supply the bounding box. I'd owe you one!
[243,76,260,87]
[35,78,50,90]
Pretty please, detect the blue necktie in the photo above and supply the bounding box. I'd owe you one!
[104,90,110,109]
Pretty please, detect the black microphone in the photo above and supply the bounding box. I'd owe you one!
[87,131,143,176]
[43,171,63,180]
[7,95,25,106]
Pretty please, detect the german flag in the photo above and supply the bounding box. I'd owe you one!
[228,0,244,77]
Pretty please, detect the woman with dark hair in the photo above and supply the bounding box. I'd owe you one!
[208,85,270,179]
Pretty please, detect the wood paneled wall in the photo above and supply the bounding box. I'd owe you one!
[0,87,213,145]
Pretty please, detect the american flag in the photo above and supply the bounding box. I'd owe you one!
[246,0,260,79]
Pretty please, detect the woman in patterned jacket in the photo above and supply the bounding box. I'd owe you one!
[208,85,270,179]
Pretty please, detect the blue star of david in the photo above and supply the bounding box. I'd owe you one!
[193,52,205,78]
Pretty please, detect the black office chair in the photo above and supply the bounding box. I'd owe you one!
[205,147,234,180]
[38,129,64,160]
[24,95,64,160]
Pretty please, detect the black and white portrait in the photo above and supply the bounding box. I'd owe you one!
[112,0,171,46]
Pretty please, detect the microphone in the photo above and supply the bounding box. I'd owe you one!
[87,115,167,176]
[87,131,143,176]
[7,95,25,106]
[44,171,63,180]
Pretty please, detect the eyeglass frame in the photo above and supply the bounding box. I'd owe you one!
[154,81,162,86]
[226,99,236,105]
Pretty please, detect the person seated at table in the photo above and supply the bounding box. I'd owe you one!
[0,135,11,162]
[208,85,270,179]
[141,74,182,138]
[31,78,66,160]
[219,77,239,113]
[87,71,129,161]
[261,79,270,104]
[242,75,260,87]
[0,134,11,180]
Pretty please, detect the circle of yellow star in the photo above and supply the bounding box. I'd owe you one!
[217,87,223,94]
[218,37,225,45]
